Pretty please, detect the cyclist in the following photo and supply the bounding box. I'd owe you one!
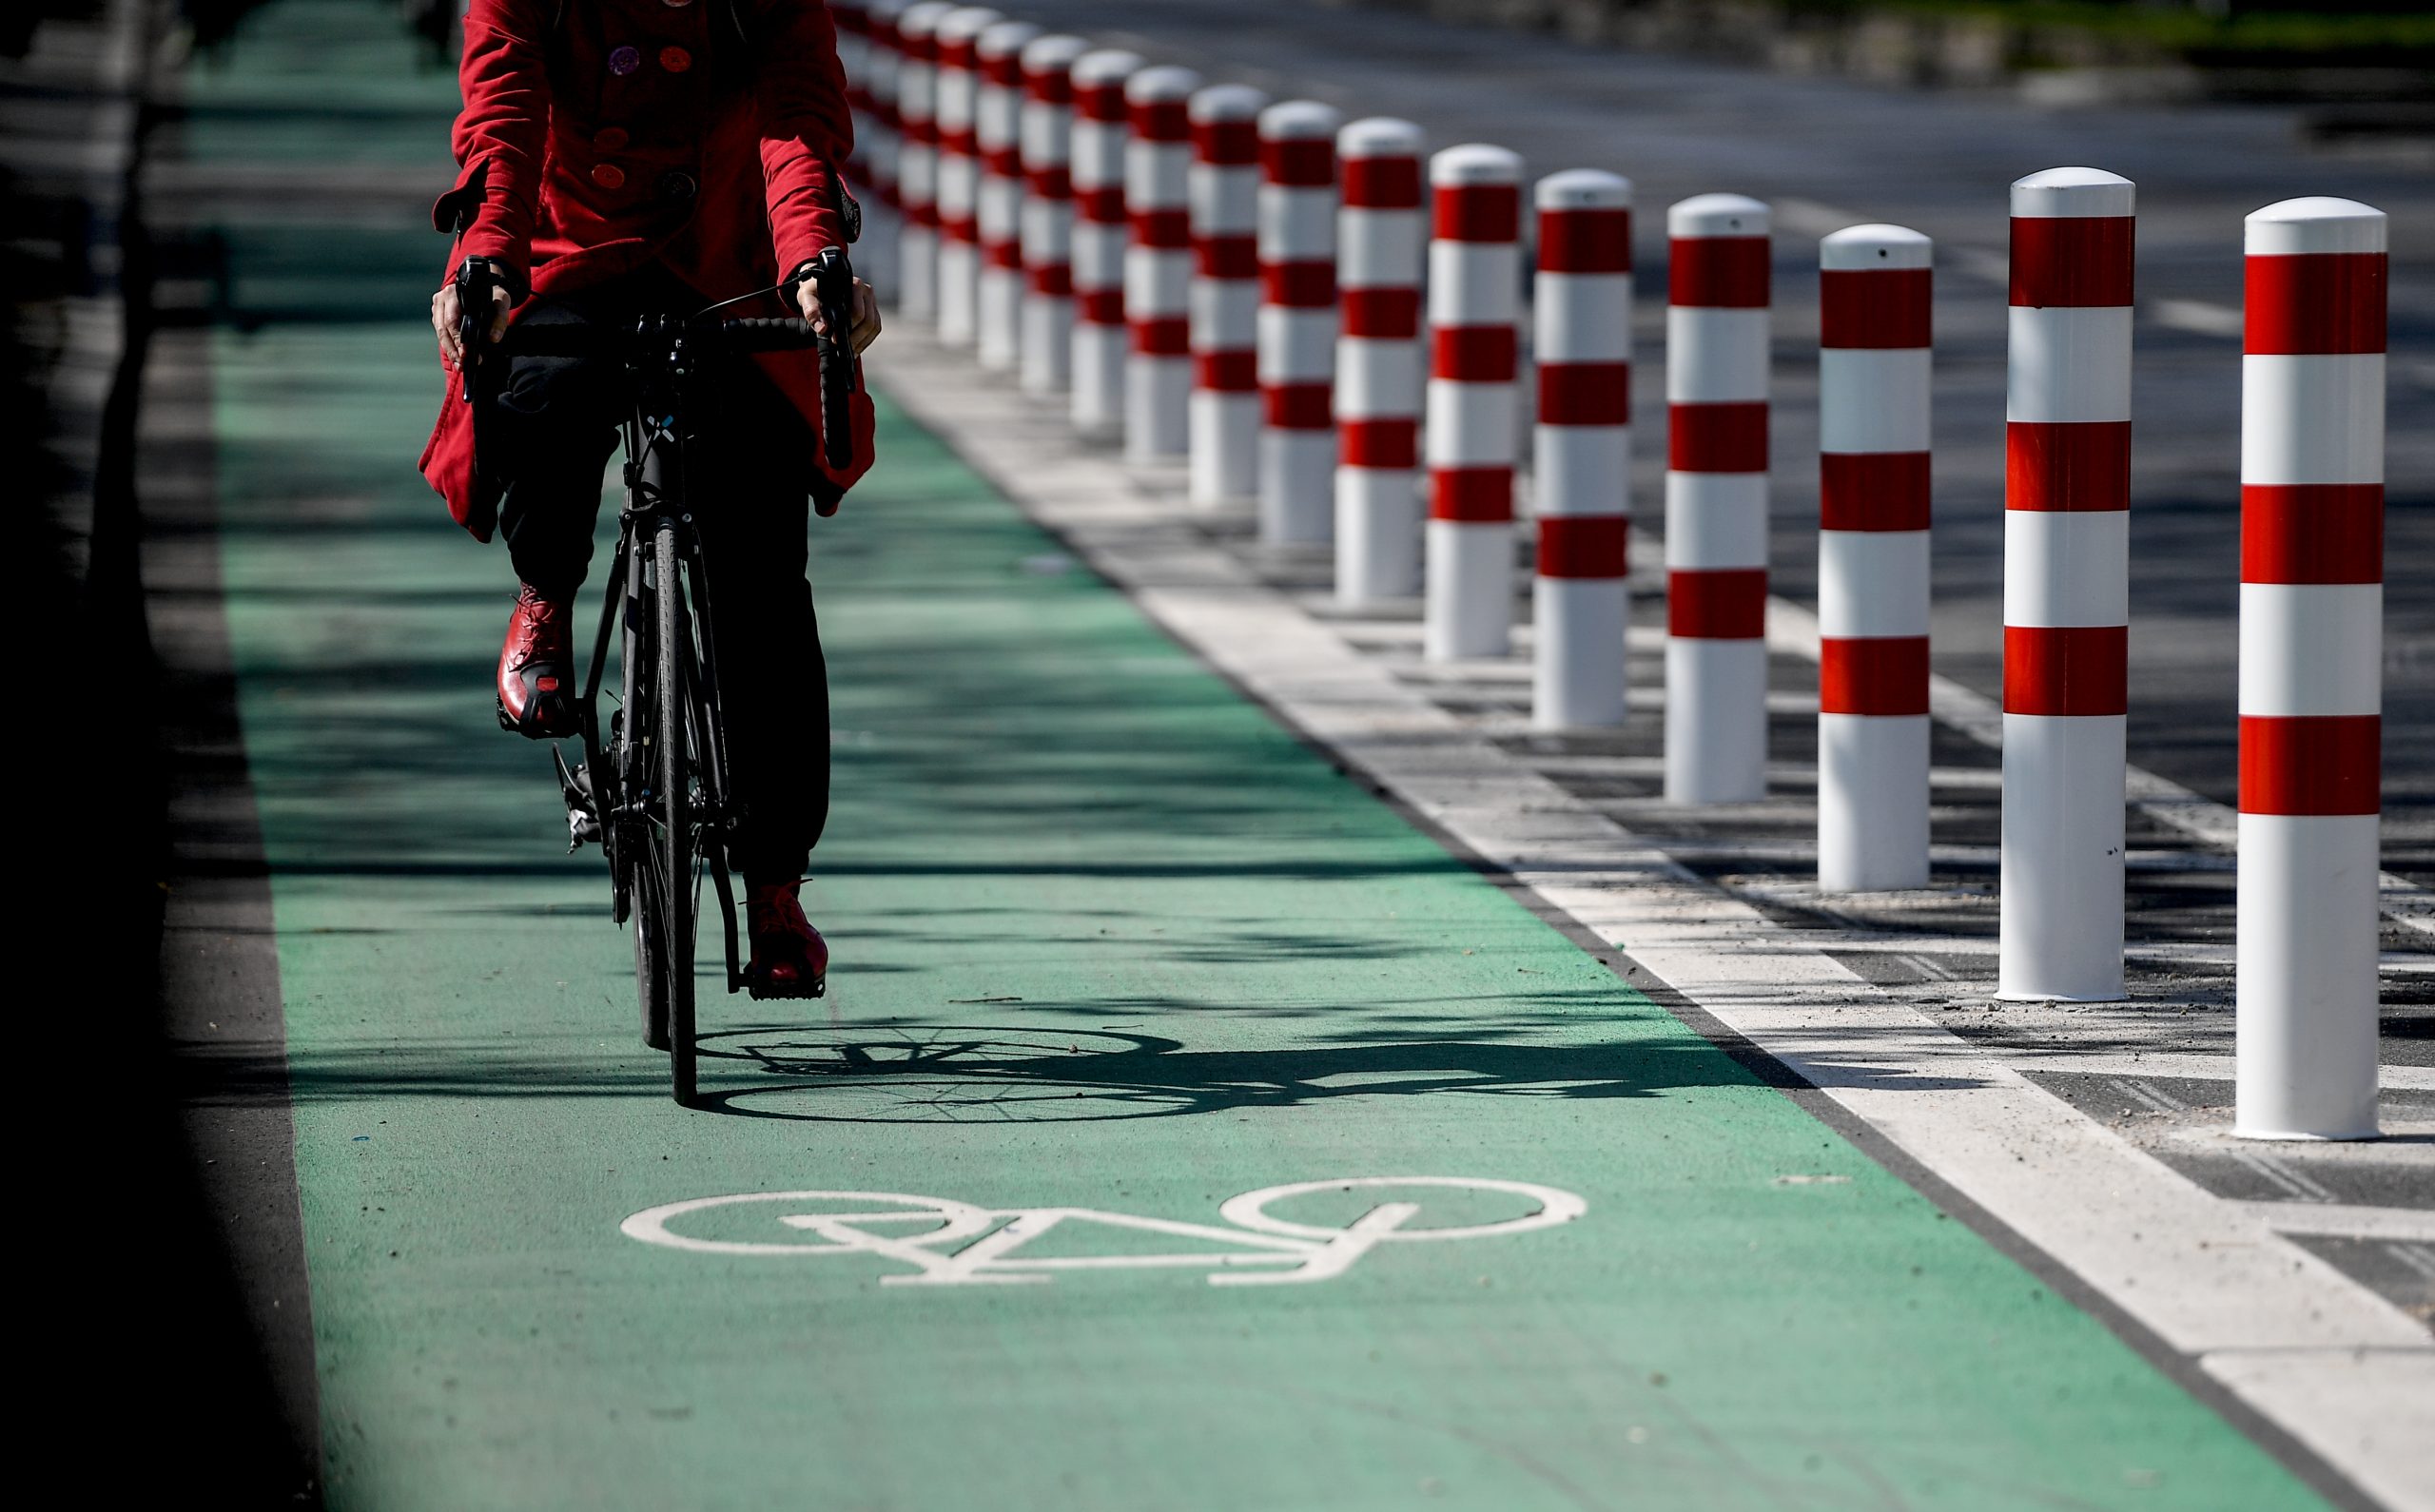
[420,0,879,998]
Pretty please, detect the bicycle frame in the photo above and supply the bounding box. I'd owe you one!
[572,369,748,996]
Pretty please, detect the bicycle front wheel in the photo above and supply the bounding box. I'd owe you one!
[622,543,671,1055]
[653,518,699,1105]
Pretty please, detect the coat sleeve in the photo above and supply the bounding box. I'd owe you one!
[432,0,553,288]
[749,0,857,277]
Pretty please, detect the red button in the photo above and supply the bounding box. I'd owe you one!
[591,163,626,189]
[594,126,629,150]
[659,46,692,73]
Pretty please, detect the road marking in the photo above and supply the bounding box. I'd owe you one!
[1763,594,2435,936]
[622,1177,1587,1288]
[2150,299,2246,339]
[2236,1202,2435,1245]
[868,339,2435,1510]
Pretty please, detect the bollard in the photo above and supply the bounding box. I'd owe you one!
[1818,224,1934,891]
[1334,118,1426,606]
[1188,85,1269,507]
[1068,48,1140,438]
[861,0,908,304]
[929,6,1001,348]
[834,2,870,191]
[2236,197,2388,1141]
[1256,102,1341,547]
[1530,169,1633,730]
[1017,33,1088,396]
[1998,167,2133,1003]
[891,2,953,324]
[1664,194,1771,804]
[864,0,906,215]
[1423,144,1524,662]
[1124,66,1201,463]
[974,19,1040,372]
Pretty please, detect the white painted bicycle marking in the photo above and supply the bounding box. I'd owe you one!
[620,1177,1586,1287]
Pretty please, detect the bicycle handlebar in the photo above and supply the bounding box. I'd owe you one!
[494,316,825,359]
[489,289,856,475]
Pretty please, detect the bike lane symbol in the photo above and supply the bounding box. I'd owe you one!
[620,1177,1587,1287]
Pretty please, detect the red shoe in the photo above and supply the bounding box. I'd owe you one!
[745,880,828,998]
[497,584,578,739]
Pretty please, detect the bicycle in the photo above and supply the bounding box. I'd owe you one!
[457,247,861,1106]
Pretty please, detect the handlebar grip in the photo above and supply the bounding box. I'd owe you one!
[799,245,858,474]
[816,316,853,473]
[717,317,824,352]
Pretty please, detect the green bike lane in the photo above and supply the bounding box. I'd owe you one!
[185,3,2325,1506]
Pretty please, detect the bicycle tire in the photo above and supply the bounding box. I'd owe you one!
[656,519,699,1105]
[624,545,672,1054]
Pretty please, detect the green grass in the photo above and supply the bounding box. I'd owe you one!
[1782,0,2435,62]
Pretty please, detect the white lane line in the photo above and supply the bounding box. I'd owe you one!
[1763,594,2435,937]
[2236,1203,2435,1245]
[2150,299,2247,339]
[1778,199,2249,345]
[2387,1241,2435,1279]
[870,339,2435,1512]
[2009,1053,2435,1095]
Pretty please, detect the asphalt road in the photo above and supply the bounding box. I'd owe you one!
[987,0,2435,878]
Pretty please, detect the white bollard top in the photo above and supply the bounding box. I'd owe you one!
[2010,166,2133,219]
[935,7,1003,47]
[2246,197,2386,256]
[976,18,1038,61]
[1071,48,1143,87]
[1536,168,1630,210]
[867,0,906,25]
[897,1,955,40]
[1821,223,1932,270]
[1188,83,1269,123]
[1126,65,1202,105]
[1260,100,1341,141]
[1431,144,1522,185]
[1022,33,1089,76]
[1338,116,1423,160]
[1668,193,1767,238]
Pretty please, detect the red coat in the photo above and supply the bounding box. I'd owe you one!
[419,0,874,538]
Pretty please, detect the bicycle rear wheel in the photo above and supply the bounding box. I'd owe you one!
[653,519,699,1105]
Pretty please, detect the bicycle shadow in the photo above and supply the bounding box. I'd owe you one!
[689,1020,1993,1124]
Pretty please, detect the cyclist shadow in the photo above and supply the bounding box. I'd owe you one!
[689,1019,1993,1123]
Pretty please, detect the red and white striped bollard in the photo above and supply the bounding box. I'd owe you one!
[1818,224,1933,890]
[1067,48,1140,437]
[974,18,1039,372]
[1424,144,1523,661]
[891,2,951,325]
[861,0,906,302]
[1188,85,1268,507]
[1334,117,1425,606]
[1664,194,1771,804]
[1018,33,1087,396]
[2237,197,2387,1140]
[835,2,870,188]
[1124,66,1200,462]
[1531,168,1633,729]
[929,6,999,348]
[1256,101,1340,545]
[1999,167,2133,1003]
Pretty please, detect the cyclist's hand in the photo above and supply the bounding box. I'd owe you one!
[434,280,513,372]
[800,276,882,355]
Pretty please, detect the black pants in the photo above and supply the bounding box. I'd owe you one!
[487,266,828,883]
